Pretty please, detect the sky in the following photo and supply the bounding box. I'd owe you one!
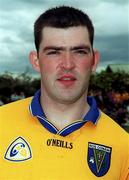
[0,0,129,75]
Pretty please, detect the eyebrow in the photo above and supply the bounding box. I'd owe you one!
[43,46,65,51]
[42,45,91,52]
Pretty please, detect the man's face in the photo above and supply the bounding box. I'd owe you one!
[31,26,99,104]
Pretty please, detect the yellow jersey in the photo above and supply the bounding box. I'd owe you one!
[0,90,129,180]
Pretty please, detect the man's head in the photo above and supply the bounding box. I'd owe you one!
[29,6,100,105]
[34,6,94,52]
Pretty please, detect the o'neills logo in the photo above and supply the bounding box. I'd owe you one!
[46,139,73,149]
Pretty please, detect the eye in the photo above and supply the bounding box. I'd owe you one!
[46,50,60,55]
[74,49,88,55]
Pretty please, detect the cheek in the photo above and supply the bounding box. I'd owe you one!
[78,59,93,72]
[40,61,57,74]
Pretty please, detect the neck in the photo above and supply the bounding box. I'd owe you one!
[40,90,90,130]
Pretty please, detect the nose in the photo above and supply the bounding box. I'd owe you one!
[60,52,75,70]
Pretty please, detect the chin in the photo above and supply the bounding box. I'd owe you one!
[55,94,82,104]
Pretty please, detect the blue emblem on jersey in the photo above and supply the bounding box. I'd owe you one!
[87,142,112,177]
[4,136,32,162]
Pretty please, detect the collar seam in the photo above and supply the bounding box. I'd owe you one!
[37,115,58,132]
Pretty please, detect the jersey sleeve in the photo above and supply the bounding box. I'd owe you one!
[119,134,129,180]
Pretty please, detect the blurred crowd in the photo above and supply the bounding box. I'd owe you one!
[0,91,25,105]
[89,90,129,127]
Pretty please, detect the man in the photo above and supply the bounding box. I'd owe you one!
[0,6,129,179]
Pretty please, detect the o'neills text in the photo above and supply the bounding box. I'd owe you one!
[46,139,73,149]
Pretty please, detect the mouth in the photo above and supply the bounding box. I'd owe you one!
[57,75,76,87]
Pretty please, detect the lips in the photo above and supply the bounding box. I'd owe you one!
[57,74,76,81]
[57,74,76,86]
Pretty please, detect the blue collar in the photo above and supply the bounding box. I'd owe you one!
[29,89,100,136]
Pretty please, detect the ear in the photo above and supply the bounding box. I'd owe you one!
[29,51,41,73]
[92,50,100,72]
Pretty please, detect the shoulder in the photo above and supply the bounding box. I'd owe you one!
[0,97,32,114]
[99,111,129,139]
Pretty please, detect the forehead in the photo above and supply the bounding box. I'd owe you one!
[40,26,91,47]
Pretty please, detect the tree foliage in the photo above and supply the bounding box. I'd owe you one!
[89,70,129,93]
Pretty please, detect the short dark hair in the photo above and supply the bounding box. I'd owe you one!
[34,6,94,52]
